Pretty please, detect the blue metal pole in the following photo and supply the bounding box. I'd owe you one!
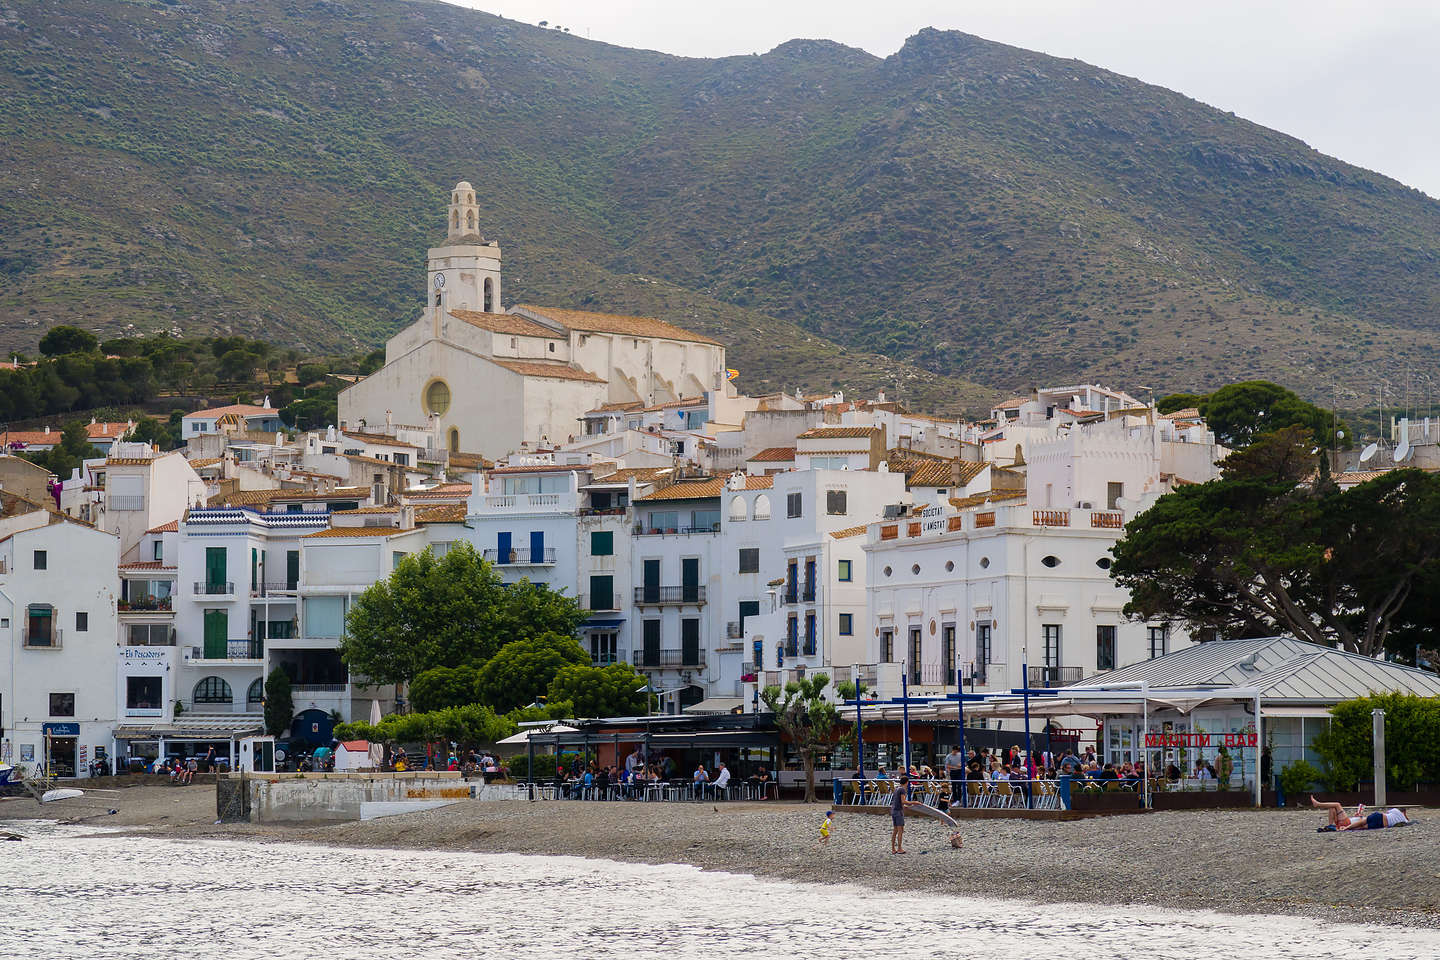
[1022,655,1033,809]
[957,670,967,809]
[901,663,911,775]
[855,688,864,779]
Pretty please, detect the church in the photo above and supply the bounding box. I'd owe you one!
[338,182,727,456]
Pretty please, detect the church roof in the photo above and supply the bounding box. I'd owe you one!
[450,310,559,339]
[514,305,720,346]
[489,358,605,383]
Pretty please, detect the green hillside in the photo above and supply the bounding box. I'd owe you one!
[2,0,1438,413]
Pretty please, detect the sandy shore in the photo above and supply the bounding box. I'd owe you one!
[5,784,1437,927]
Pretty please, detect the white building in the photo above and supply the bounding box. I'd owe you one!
[0,494,120,778]
[339,182,728,458]
[181,401,285,441]
[99,447,207,561]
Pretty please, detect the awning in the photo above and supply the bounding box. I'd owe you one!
[1261,705,1336,719]
[496,722,580,745]
[112,715,265,741]
[582,618,625,629]
[682,697,745,716]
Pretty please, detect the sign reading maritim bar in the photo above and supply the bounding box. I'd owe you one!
[1144,733,1258,748]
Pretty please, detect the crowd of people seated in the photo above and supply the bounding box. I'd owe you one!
[549,752,772,800]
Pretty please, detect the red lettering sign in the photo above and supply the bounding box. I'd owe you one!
[1143,732,1255,748]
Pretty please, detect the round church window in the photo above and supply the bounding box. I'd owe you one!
[424,379,451,416]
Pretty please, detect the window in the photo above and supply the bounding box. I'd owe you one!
[753,639,764,668]
[786,492,802,518]
[729,496,747,522]
[880,628,894,663]
[1041,555,1060,568]
[838,613,853,636]
[1107,482,1124,511]
[1042,624,1062,667]
[943,624,956,681]
[785,560,798,602]
[392,551,406,570]
[642,619,661,667]
[152,540,163,562]
[738,548,759,573]
[193,677,233,705]
[752,495,771,520]
[1096,557,1112,570]
[826,490,847,515]
[785,615,799,656]
[589,575,614,611]
[303,596,346,638]
[25,604,54,647]
[590,632,617,665]
[681,618,701,666]
[127,677,162,711]
[1148,625,1169,659]
[424,379,451,416]
[591,530,614,556]
[976,623,992,668]
[1097,626,1117,672]
[128,624,172,646]
[908,627,922,683]
[837,559,852,582]
[75,611,88,632]
[247,678,264,706]
[803,611,817,656]
[33,550,47,571]
[49,692,75,717]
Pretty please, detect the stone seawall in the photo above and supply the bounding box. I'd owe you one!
[238,772,472,823]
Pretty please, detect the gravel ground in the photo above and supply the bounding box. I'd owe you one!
[6,786,1438,927]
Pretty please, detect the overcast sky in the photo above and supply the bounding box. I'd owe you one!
[463,0,1440,198]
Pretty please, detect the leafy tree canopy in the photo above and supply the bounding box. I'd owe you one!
[1156,392,1204,415]
[474,633,589,714]
[409,664,480,713]
[339,543,587,685]
[1198,380,1350,449]
[263,667,294,737]
[761,674,849,803]
[548,663,648,718]
[38,325,99,356]
[1312,693,1440,791]
[334,702,513,750]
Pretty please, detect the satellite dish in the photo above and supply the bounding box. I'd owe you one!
[1360,442,1378,463]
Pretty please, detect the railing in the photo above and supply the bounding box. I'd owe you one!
[802,637,817,657]
[108,495,145,511]
[186,640,264,660]
[590,653,621,666]
[0,558,7,574]
[291,682,348,692]
[119,596,173,612]
[252,580,299,596]
[975,512,996,528]
[947,516,963,532]
[1029,665,1082,688]
[633,525,719,536]
[482,547,558,565]
[907,521,922,537]
[783,587,798,605]
[637,649,707,669]
[194,581,236,596]
[1033,509,1071,527]
[633,586,707,605]
[477,492,575,513]
[24,628,61,649]
[830,664,878,690]
[918,662,951,685]
[802,585,816,603]
[1091,511,1124,529]
[879,524,898,541]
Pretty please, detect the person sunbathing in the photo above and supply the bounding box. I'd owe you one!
[1311,796,1410,831]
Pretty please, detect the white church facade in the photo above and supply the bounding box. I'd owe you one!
[339,182,727,458]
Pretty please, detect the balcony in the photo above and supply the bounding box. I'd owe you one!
[633,585,707,606]
[1029,665,1083,688]
[476,492,577,514]
[1090,511,1124,529]
[186,640,265,662]
[194,580,236,598]
[252,580,299,597]
[830,663,878,691]
[637,649,707,669]
[482,547,557,565]
[802,586,816,603]
[1033,509,1071,528]
[291,682,348,693]
[108,494,145,512]
[23,628,62,650]
[119,596,173,613]
[633,525,721,537]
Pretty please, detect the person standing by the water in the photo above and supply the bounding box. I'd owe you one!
[891,775,919,854]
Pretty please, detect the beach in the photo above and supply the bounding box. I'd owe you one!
[5,785,1437,927]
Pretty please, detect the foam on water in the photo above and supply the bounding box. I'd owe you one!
[1,823,1433,959]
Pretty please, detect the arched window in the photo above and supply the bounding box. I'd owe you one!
[449,428,460,453]
[729,495,747,522]
[466,210,475,231]
[452,210,459,230]
[193,676,233,705]
[483,277,494,312]
[752,494,771,520]
[467,192,474,204]
[247,678,264,706]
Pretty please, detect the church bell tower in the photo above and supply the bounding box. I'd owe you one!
[426,180,503,332]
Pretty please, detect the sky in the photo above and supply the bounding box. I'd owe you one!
[462,1,1440,198]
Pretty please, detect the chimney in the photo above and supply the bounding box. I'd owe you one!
[399,502,415,529]
[44,426,50,436]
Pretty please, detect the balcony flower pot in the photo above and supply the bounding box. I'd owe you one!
[665,528,677,534]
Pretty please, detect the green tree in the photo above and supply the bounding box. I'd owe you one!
[761,673,849,803]
[334,702,514,752]
[263,667,294,737]
[38,325,98,357]
[1199,381,1349,449]
[547,663,648,717]
[1111,433,1440,656]
[474,633,588,713]
[1312,693,1440,791]
[409,664,480,713]
[128,416,173,451]
[22,420,94,478]
[1156,392,1204,415]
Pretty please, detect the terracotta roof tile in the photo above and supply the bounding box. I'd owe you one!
[590,467,671,484]
[516,305,720,346]
[118,560,176,570]
[796,426,881,440]
[748,446,797,463]
[634,477,725,502]
[303,527,416,539]
[417,503,468,523]
[183,404,277,420]
[489,358,605,383]
[450,309,560,338]
[993,397,1028,410]
[1335,470,1392,484]
[948,489,1027,510]
[829,524,869,540]
[585,401,644,414]
[188,458,222,468]
[146,520,179,534]
[342,431,424,448]
[743,475,774,490]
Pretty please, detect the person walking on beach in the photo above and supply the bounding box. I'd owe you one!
[820,809,834,845]
[891,774,920,854]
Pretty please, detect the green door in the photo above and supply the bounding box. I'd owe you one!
[205,547,227,591]
[286,550,300,590]
[203,609,227,659]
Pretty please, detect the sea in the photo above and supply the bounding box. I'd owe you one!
[0,823,1434,959]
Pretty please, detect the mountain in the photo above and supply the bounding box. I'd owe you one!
[2,0,1438,413]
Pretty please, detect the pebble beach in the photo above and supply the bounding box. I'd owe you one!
[5,786,1437,928]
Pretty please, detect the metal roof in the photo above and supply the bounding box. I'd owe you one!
[1076,637,1440,702]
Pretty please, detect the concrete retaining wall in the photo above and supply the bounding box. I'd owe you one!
[243,772,472,823]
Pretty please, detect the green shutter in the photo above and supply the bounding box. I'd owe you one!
[205,547,227,589]
[591,530,614,556]
[203,609,228,659]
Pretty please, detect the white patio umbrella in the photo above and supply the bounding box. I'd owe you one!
[496,722,579,746]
